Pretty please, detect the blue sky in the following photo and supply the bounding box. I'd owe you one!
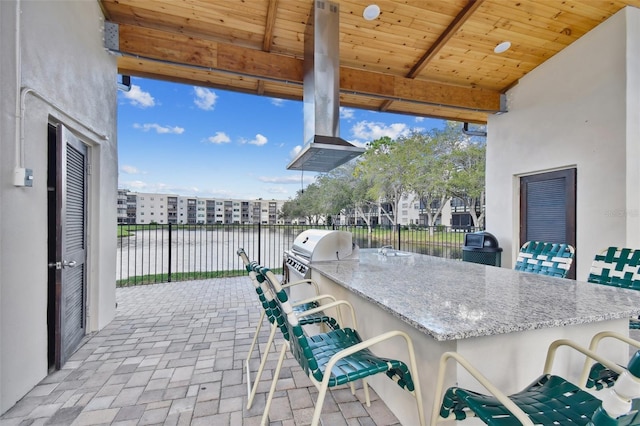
[117,77,444,200]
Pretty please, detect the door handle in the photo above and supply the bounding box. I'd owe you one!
[62,260,77,268]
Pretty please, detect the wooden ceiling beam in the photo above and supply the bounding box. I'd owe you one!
[408,0,485,78]
[258,0,279,95]
[115,22,502,113]
[263,0,278,51]
[380,0,485,112]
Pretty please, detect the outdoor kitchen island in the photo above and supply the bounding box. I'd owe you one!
[288,248,640,425]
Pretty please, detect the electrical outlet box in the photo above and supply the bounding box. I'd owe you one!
[14,168,33,187]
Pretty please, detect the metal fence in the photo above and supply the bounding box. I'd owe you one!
[116,223,482,286]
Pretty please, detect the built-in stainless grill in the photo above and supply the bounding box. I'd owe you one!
[284,229,359,281]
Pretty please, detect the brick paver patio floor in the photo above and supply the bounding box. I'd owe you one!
[0,277,400,425]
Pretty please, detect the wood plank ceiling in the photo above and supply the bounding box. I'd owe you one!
[99,0,640,124]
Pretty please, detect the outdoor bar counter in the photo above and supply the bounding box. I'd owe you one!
[289,248,640,425]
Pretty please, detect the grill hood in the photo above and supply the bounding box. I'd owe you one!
[287,0,365,172]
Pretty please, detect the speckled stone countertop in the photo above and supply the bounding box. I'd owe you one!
[310,249,640,341]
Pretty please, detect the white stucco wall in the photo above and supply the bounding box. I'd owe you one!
[1,0,117,414]
[486,7,640,280]
[625,9,640,247]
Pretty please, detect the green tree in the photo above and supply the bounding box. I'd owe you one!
[280,183,324,224]
[447,141,486,228]
[400,128,457,230]
[321,162,378,231]
[281,122,487,231]
[315,165,357,223]
[354,136,408,227]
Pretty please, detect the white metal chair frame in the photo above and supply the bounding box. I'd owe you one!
[247,274,341,409]
[237,249,342,409]
[258,267,426,426]
[431,339,626,425]
[578,330,640,389]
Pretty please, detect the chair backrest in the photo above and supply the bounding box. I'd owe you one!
[514,241,575,278]
[588,247,640,290]
[237,248,282,329]
[254,264,324,381]
[251,264,294,340]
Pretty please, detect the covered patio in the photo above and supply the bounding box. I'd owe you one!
[3,0,640,420]
[0,277,398,425]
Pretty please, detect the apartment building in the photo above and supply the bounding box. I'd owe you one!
[117,190,127,223]
[117,190,285,225]
[336,194,479,229]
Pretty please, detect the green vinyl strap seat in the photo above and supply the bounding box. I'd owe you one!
[253,263,426,426]
[441,374,601,425]
[588,247,640,329]
[295,324,412,388]
[236,248,341,409]
[581,332,640,395]
[432,339,640,425]
[514,241,575,278]
[588,247,640,291]
[583,248,640,391]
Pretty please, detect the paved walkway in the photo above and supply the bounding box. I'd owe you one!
[1,277,400,425]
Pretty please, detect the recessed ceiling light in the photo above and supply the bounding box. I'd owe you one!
[363,4,380,21]
[494,41,511,54]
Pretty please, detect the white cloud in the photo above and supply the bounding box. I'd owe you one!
[340,107,355,120]
[248,134,268,146]
[289,145,302,159]
[348,139,368,148]
[159,184,201,194]
[415,117,425,122]
[264,186,290,195]
[123,85,155,108]
[120,165,143,174]
[121,180,148,190]
[118,180,302,200]
[350,120,410,141]
[207,132,231,144]
[271,98,285,107]
[194,87,218,110]
[133,123,185,134]
[119,181,201,195]
[258,175,315,184]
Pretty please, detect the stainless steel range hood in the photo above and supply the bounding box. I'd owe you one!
[287,0,365,172]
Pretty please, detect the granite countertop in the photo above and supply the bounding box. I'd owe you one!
[310,249,640,341]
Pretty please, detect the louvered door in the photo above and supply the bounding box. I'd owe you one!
[520,168,576,278]
[55,125,88,367]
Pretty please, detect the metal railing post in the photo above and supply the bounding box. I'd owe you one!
[168,223,172,282]
[397,223,401,250]
[257,222,262,264]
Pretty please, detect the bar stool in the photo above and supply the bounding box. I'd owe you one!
[588,247,640,328]
[514,241,575,278]
[254,264,426,426]
[432,338,640,425]
[236,248,341,409]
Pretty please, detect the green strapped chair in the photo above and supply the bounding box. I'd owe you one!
[581,331,640,395]
[514,241,575,278]
[253,264,426,426]
[236,248,341,409]
[432,338,640,425]
[578,247,640,396]
[588,247,640,329]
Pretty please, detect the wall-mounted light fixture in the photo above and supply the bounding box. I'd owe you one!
[117,75,131,92]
